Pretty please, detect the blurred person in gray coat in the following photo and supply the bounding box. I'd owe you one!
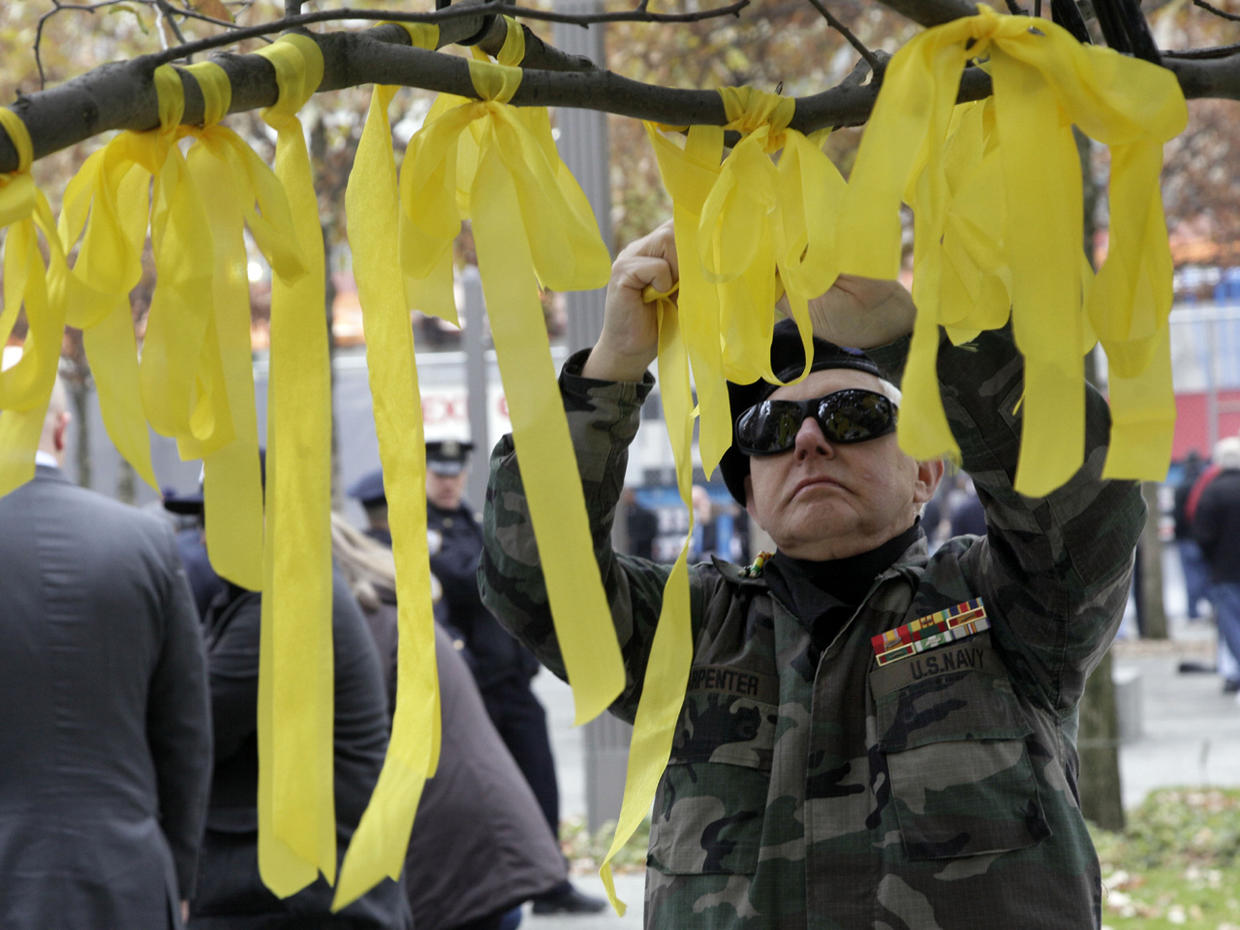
[0,368,213,929]
[331,514,566,930]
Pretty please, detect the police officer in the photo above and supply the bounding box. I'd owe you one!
[350,444,607,915]
[346,469,392,547]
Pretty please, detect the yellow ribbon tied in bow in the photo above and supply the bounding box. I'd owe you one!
[838,4,1187,495]
[334,21,445,911]
[398,29,625,726]
[0,108,71,493]
[178,60,308,592]
[56,65,205,494]
[248,33,337,897]
[646,90,847,474]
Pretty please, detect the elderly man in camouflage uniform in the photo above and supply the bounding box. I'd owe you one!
[479,222,1143,929]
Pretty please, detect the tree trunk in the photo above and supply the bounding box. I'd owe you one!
[1078,649,1126,831]
[310,114,344,512]
[64,330,92,489]
[1074,129,1126,827]
[1138,481,1169,639]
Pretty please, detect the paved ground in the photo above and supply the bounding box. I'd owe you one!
[520,546,1240,929]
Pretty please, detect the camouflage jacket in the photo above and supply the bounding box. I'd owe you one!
[480,327,1144,929]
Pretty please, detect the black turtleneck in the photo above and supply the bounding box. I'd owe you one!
[764,521,923,663]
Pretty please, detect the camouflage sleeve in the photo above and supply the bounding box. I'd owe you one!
[479,349,690,722]
[869,327,1145,713]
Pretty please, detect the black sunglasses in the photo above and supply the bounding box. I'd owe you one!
[734,388,898,456]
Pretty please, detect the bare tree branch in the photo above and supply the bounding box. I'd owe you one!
[163,0,245,32]
[32,0,749,90]
[155,0,190,52]
[1165,49,1240,96]
[36,0,141,87]
[1166,43,1240,59]
[804,0,884,75]
[6,0,1240,177]
[1191,0,1240,21]
[875,0,979,27]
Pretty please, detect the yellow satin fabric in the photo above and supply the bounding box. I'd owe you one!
[598,285,695,914]
[334,22,444,910]
[0,108,69,493]
[646,93,846,475]
[399,54,624,726]
[249,33,337,897]
[644,122,731,470]
[55,66,194,492]
[839,4,1187,494]
[180,60,306,592]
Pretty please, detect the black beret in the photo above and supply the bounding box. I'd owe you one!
[718,318,883,506]
[162,484,204,515]
[426,439,475,476]
[347,468,387,507]
[164,448,268,515]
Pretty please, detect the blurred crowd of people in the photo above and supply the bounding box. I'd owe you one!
[9,358,1237,928]
[1,376,605,929]
[1171,440,1240,696]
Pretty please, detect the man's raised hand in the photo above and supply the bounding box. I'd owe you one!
[583,220,678,382]
[804,274,917,350]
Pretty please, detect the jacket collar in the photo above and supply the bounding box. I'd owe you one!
[715,534,929,592]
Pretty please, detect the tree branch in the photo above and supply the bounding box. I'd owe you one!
[1166,43,1240,59]
[1165,50,1240,97]
[804,0,884,75]
[1192,0,1240,20]
[155,0,190,51]
[876,0,979,27]
[0,17,996,173]
[5,0,1240,176]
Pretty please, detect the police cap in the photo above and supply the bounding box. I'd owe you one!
[426,439,474,476]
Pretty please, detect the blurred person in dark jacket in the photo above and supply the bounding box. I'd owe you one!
[0,369,212,929]
[173,458,411,930]
[349,447,606,916]
[164,480,228,620]
[1173,450,1211,622]
[1193,436,1240,699]
[621,486,660,560]
[331,514,567,930]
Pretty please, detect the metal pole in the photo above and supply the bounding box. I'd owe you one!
[553,6,613,355]
[462,265,491,514]
[552,3,631,835]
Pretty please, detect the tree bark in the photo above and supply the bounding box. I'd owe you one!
[4,4,1240,173]
[1139,481,1169,639]
[1078,649,1126,831]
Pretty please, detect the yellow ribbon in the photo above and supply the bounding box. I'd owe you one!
[334,25,444,911]
[0,108,69,493]
[251,33,337,897]
[838,4,1186,495]
[138,66,234,456]
[644,122,732,471]
[645,95,846,476]
[399,56,624,725]
[699,88,803,386]
[598,285,695,914]
[56,72,196,492]
[180,60,306,591]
